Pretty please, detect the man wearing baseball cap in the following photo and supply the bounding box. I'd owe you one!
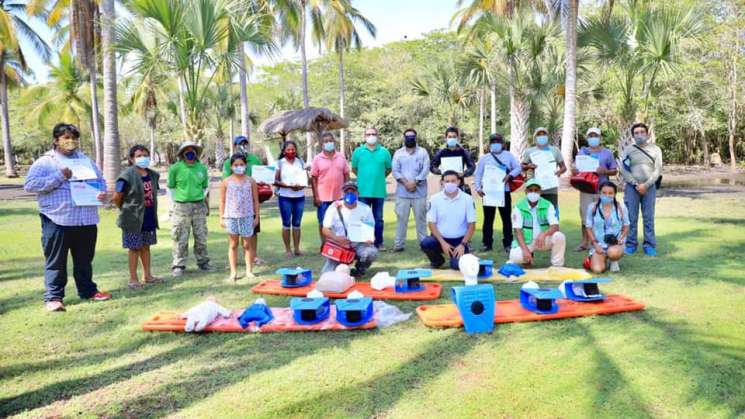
[320,181,379,276]
[509,179,566,267]
[520,127,566,211]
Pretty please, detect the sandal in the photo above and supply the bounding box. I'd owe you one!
[128,282,143,290]
[144,276,163,284]
[254,257,266,265]
[294,250,303,256]
[574,245,588,252]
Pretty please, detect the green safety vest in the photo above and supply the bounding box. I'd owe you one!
[511,197,551,248]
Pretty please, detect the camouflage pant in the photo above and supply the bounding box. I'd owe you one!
[171,201,210,268]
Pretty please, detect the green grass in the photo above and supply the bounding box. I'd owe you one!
[0,189,744,418]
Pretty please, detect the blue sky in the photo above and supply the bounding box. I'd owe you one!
[22,0,459,83]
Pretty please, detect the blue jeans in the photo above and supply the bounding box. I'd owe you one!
[317,201,333,226]
[624,183,656,249]
[420,235,471,270]
[359,197,384,247]
[278,196,305,228]
[40,214,99,302]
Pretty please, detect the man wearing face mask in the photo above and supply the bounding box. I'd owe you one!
[474,133,522,253]
[420,171,476,270]
[619,122,663,256]
[321,181,378,276]
[168,141,213,276]
[509,179,566,267]
[570,127,617,251]
[521,127,566,211]
[24,123,112,312]
[351,127,392,250]
[430,127,476,193]
[391,128,430,252]
[311,132,350,245]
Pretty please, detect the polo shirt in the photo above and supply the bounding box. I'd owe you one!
[426,189,477,239]
[310,151,350,202]
[322,201,375,239]
[351,144,392,199]
[168,160,208,202]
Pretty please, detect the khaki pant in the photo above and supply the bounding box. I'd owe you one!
[579,192,597,221]
[171,201,210,268]
[394,196,428,249]
[509,231,566,267]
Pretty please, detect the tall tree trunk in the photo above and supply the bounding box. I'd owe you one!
[490,82,497,134]
[177,76,188,133]
[338,50,346,156]
[510,86,529,159]
[478,87,485,157]
[560,0,578,176]
[1,61,18,178]
[229,118,235,154]
[239,43,251,142]
[299,0,313,161]
[101,0,120,190]
[89,67,104,168]
[728,31,739,173]
[149,124,157,165]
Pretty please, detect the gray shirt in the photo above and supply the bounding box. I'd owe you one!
[392,146,430,199]
[619,143,663,189]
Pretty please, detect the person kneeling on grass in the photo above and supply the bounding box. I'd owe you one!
[420,170,476,270]
[219,154,260,281]
[584,182,629,273]
[509,179,566,267]
[321,181,378,277]
[113,145,162,290]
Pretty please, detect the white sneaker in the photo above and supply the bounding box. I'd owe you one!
[609,261,620,272]
[172,267,184,277]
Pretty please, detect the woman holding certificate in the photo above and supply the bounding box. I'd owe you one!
[274,141,309,257]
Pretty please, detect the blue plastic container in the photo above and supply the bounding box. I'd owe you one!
[451,284,495,334]
[519,287,563,314]
[290,297,330,324]
[277,267,312,288]
[395,269,431,293]
[563,278,610,302]
[478,259,494,278]
[335,297,374,327]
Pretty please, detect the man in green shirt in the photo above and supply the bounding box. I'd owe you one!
[351,127,392,250]
[168,141,213,276]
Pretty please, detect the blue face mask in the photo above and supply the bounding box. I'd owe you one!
[490,143,503,154]
[587,137,601,148]
[134,156,150,169]
[184,151,197,161]
[446,138,458,148]
[343,192,358,206]
[323,142,335,152]
[600,195,614,205]
[536,135,549,146]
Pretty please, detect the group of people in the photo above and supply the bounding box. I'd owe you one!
[25,121,662,312]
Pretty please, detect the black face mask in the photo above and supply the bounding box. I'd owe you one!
[404,136,416,148]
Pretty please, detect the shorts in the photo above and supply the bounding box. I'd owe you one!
[278,196,305,228]
[317,201,333,225]
[122,230,157,250]
[225,217,255,238]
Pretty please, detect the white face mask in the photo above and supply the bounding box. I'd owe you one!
[527,192,541,203]
[365,135,378,145]
[233,165,246,175]
[443,182,459,194]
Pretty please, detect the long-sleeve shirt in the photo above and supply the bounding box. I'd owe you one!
[474,150,522,192]
[24,149,105,226]
[430,147,476,177]
[391,146,430,198]
[619,143,663,189]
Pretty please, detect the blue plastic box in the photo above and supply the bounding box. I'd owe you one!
[520,287,563,314]
[277,267,312,288]
[451,284,495,334]
[563,278,610,302]
[395,269,431,292]
[478,259,494,278]
[290,297,330,324]
[335,297,374,327]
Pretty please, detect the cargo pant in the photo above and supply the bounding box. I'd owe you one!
[171,201,210,269]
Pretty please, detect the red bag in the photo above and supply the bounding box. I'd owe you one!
[321,241,356,264]
[257,183,273,203]
[508,173,525,192]
[570,172,599,194]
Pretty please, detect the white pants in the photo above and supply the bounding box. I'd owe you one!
[509,231,566,267]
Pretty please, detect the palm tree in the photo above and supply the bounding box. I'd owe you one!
[460,39,499,155]
[319,0,376,155]
[560,0,578,176]
[411,62,476,128]
[0,0,52,177]
[101,0,120,188]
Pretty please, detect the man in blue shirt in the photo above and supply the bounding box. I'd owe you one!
[391,128,430,252]
[420,171,477,270]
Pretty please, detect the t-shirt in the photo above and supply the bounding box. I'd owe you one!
[277,157,307,198]
[578,147,617,184]
[511,200,559,245]
[351,144,392,198]
[167,160,208,202]
[115,175,156,232]
[322,201,375,240]
[521,145,564,195]
[222,153,263,178]
[311,151,350,202]
[584,200,629,245]
[426,190,477,239]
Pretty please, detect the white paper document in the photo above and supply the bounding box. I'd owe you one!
[530,150,558,190]
[348,220,375,243]
[282,164,308,187]
[70,181,103,206]
[252,165,276,184]
[575,155,599,172]
[440,156,464,174]
[482,165,506,207]
[65,158,98,180]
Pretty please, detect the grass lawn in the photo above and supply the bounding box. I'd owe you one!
[0,189,743,418]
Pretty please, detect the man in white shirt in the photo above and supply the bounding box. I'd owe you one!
[321,181,378,276]
[420,170,477,270]
[509,179,566,267]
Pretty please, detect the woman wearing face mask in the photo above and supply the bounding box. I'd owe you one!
[113,145,161,289]
[274,141,308,257]
[584,182,629,273]
[430,127,476,193]
[474,133,522,253]
[521,127,567,211]
[570,128,618,251]
[219,154,260,281]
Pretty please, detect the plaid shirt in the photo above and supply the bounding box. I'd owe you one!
[24,149,106,226]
